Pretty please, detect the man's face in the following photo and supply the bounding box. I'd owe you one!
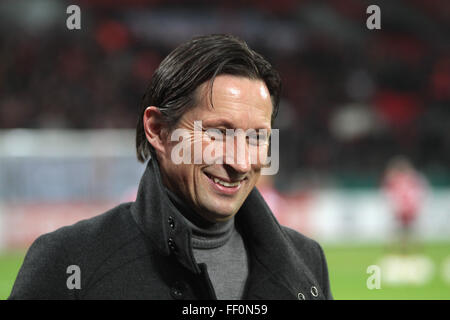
[158,75,273,223]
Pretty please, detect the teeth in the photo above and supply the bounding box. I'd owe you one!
[212,177,241,187]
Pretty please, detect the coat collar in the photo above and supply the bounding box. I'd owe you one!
[130,158,322,299]
[130,158,201,273]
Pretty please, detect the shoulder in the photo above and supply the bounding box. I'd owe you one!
[281,226,325,260]
[52,202,138,250]
[44,202,148,277]
[9,202,145,299]
[34,202,142,261]
[281,226,333,299]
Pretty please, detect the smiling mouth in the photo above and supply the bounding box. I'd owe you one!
[204,172,245,188]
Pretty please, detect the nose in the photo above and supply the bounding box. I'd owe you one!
[227,156,251,174]
[224,131,252,174]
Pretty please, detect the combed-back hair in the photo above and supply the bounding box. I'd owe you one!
[136,34,281,162]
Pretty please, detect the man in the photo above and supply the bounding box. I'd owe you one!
[9,34,332,300]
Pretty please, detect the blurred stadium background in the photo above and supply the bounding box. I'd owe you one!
[0,0,449,299]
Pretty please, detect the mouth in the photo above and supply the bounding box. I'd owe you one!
[203,172,246,195]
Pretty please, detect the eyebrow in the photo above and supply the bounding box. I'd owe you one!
[201,118,271,132]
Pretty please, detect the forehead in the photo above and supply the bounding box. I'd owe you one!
[189,75,273,128]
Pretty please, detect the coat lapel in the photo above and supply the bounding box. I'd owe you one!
[237,188,322,300]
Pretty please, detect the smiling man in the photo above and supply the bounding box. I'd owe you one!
[148,75,273,223]
[9,34,332,300]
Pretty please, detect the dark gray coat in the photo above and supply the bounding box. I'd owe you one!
[9,159,332,300]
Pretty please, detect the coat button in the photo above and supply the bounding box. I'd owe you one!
[168,216,175,230]
[168,237,177,252]
[170,281,186,300]
[297,292,306,300]
[311,286,319,297]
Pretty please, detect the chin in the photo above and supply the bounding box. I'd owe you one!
[201,202,240,222]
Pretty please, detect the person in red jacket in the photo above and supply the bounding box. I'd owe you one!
[383,156,428,253]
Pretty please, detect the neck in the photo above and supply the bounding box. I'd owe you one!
[165,187,235,249]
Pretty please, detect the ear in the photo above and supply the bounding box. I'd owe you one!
[143,106,167,155]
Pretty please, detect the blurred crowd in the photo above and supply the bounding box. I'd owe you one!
[0,0,449,188]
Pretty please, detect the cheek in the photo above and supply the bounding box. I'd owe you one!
[164,156,192,184]
[250,172,261,187]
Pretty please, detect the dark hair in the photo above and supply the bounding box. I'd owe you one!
[136,34,281,162]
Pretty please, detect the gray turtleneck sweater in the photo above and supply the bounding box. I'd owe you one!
[166,189,249,300]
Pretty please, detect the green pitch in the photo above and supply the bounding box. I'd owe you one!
[0,243,449,300]
[0,251,25,300]
[323,242,450,299]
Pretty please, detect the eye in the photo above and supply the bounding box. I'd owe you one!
[259,132,270,145]
[247,134,259,146]
[247,131,269,146]
[203,128,226,141]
